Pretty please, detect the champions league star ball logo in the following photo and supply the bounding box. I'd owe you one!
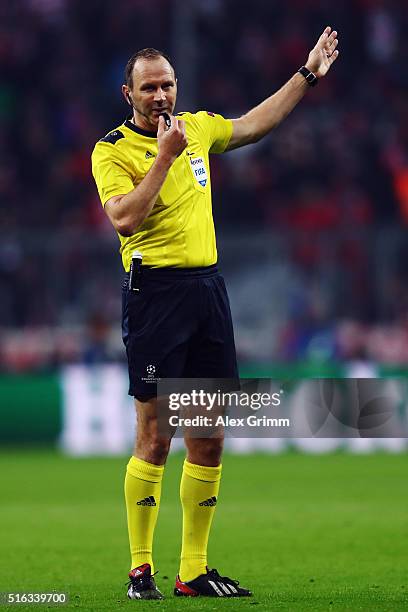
[146,365,156,377]
[142,364,159,383]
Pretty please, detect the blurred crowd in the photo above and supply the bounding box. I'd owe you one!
[1,0,408,369]
[2,315,408,372]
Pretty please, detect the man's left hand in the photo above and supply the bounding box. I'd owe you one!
[305,26,339,78]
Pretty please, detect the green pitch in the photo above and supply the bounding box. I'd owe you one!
[0,450,407,611]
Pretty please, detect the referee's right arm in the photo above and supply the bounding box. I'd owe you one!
[105,116,187,236]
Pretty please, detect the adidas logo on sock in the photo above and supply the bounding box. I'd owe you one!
[145,151,155,159]
[137,496,157,506]
[199,496,217,507]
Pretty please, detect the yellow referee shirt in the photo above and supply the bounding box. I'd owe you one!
[91,111,232,271]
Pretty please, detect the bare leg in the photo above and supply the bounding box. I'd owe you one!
[184,436,224,467]
[133,397,172,464]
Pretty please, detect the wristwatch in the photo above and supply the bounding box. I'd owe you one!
[298,66,318,87]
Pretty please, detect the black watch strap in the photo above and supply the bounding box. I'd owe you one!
[298,66,318,87]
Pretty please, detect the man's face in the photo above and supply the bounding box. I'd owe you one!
[124,57,177,130]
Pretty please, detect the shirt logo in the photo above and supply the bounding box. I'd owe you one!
[145,151,155,159]
[189,156,208,188]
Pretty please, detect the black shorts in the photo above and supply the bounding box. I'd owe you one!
[121,264,239,401]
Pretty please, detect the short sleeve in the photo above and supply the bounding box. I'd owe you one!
[195,111,233,154]
[91,142,134,206]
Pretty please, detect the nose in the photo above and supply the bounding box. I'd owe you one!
[154,88,166,103]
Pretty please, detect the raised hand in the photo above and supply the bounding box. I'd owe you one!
[305,26,339,78]
[157,115,188,164]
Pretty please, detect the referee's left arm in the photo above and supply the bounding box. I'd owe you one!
[226,26,339,151]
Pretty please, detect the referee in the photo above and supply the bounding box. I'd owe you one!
[92,26,339,600]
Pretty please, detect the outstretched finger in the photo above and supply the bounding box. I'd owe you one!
[329,49,339,64]
[157,114,165,135]
[177,119,186,134]
[325,31,338,52]
[316,26,331,50]
[327,29,337,43]
[320,25,332,41]
[327,37,339,55]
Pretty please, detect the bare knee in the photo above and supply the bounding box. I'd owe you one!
[134,398,172,465]
[136,435,171,465]
[185,437,224,467]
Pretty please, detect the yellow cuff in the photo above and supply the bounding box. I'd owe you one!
[183,459,222,482]
[127,456,164,482]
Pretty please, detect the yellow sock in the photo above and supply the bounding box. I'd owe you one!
[125,456,164,573]
[179,459,222,582]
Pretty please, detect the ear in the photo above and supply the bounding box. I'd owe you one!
[122,85,132,105]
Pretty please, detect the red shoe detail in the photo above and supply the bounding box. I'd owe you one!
[129,563,151,578]
[175,576,199,596]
